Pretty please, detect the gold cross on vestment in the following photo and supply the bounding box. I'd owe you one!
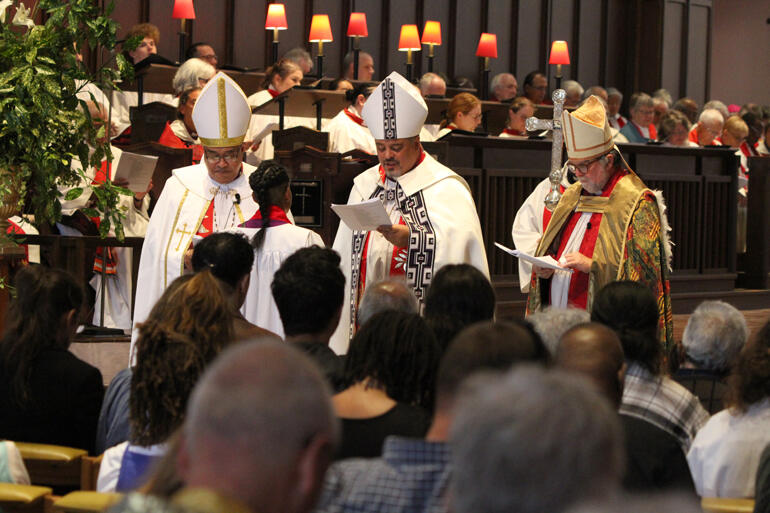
[174,223,193,251]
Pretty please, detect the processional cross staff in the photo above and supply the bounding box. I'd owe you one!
[525,88,567,211]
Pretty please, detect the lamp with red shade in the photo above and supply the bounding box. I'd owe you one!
[309,14,333,78]
[475,33,497,100]
[398,24,421,82]
[548,40,570,90]
[265,3,288,65]
[172,0,196,64]
[421,21,441,73]
[346,12,368,80]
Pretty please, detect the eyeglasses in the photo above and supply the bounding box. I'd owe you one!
[204,150,241,164]
[566,154,607,174]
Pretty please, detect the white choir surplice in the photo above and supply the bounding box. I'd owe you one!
[131,162,258,360]
[236,223,325,338]
[110,90,176,130]
[330,153,489,354]
[324,108,376,154]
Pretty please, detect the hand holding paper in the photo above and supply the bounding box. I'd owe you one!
[332,198,392,231]
[112,151,158,194]
[494,242,573,273]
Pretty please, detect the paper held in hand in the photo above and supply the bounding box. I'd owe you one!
[111,151,158,193]
[331,198,391,231]
[494,242,573,273]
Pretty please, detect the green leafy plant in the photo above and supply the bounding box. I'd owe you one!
[0,0,136,239]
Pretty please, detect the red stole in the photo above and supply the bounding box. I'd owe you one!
[615,115,627,129]
[631,122,657,141]
[551,169,627,308]
[157,122,204,164]
[195,201,215,238]
[240,205,291,228]
[343,108,366,127]
[268,88,279,98]
[6,219,30,262]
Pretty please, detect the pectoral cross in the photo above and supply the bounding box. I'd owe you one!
[525,88,567,211]
[174,223,193,251]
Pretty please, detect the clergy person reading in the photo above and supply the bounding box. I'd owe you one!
[131,72,258,360]
[330,71,489,355]
[526,96,674,348]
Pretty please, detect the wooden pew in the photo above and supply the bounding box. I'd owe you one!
[701,497,755,513]
[0,483,52,513]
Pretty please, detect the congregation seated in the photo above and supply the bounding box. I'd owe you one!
[591,281,709,452]
[659,109,699,147]
[0,266,104,454]
[555,323,695,493]
[435,93,482,140]
[271,246,345,392]
[97,271,236,492]
[674,300,748,414]
[499,96,534,137]
[687,319,770,498]
[332,311,439,460]
[316,320,548,513]
[356,280,417,327]
[620,92,658,143]
[423,264,495,352]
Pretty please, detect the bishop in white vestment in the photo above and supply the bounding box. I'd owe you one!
[131,73,258,360]
[330,72,489,354]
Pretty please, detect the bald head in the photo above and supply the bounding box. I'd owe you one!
[357,279,418,327]
[419,73,447,98]
[555,323,626,408]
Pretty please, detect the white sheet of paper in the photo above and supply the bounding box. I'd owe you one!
[331,198,392,231]
[112,151,158,193]
[252,122,280,143]
[494,242,573,273]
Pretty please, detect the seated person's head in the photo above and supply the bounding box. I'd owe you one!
[176,86,201,135]
[562,80,584,107]
[344,83,375,114]
[342,51,374,81]
[673,97,699,125]
[185,42,218,68]
[628,92,655,128]
[658,109,692,146]
[172,58,215,96]
[357,279,417,327]
[742,111,764,147]
[527,306,591,355]
[726,320,770,413]
[0,266,84,405]
[682,300,748,373]
[329,78,353,92]
[506,96,535,133]
[182,340,339,513]
[419,72,447,98]
[721,115,749,148]
[191,232,254,309]
[282,47,313,75]
[344,311,440,409]
[442,92,481,132]
[424,264,495,352]
[695,108,724,146]
[490,73,517,102]
[522,71,548,104]
[555,322,626,408]
[126,23,159,64]
[262,59,303,94]
[271,246,344,339]
[583,86,608,103]
[591,281,662,375]
[606,88,623,116]
[451,366,624,513]
[131,272,234,446]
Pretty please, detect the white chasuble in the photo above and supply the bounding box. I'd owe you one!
[330,153,489,355]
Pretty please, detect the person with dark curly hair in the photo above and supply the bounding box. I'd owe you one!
[97,271,235,492]
[591,281,708,453]
[424,264,496,352]
[688,320,770,498]
[239,160,324,337]
[333,311,440,459]
[0,265,103,454]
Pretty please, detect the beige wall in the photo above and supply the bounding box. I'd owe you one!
[710,0,770,105]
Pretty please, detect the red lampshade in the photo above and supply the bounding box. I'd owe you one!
[475,33,497,58]
[265,3,288,30]
[309,15,333,42]
[172,0,195,19]
[398,25,421,51]
[421,20,441,46]
[347,12,368,37]
[548,40,570,65]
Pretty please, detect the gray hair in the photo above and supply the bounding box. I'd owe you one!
[451,366,624,513]
[698,108,725,126]
[682,300,748,371]
[357,279,418,327]
[419,72,446,96]
[606,87,623,101]
[583,86,607,101]
[490,73,515,95]
[652,88,673,108]
[527,307,591,355]
[185,339,339,477]
[343,51,372,73]
[283,47,312,69]
[563,80,584,98]
[703,100,729,122]
[629,92,654,111]
[172,58,215,96]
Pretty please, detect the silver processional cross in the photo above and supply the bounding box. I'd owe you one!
[525,88,567,211]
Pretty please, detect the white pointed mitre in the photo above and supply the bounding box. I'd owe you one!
[561,95,615,160]
[192,72,250,147]
[361,71,428,140]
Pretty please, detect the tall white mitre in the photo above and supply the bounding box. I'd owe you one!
[361,71,428,140]
[192,71,251,147]
[561,95,615,160]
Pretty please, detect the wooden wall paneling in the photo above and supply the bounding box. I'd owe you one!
[571,0,581,80]
[634,0,664,94]
[422,2,451,78]
[225,0,235,66]
[604,0,627,93]
[447,0,457,80]
[281,1,307,61]
[140,0,149,22]
[509,0,519,77]
[546,0,574,88]
[314,0,345,77]
[598,0,608,85]
[414,0,425,78]
[577,0,603,88]
[387,0,416,80]
[191,0,228,66]
[686,1,711,104]
[148,2,179,62]
[515,0,544,81]
[661,1,685,96]
[450,0,483,84]
[486,0,515,78]
[233,0,267,70]
[113,0,141,39]
[346,0,381,80]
